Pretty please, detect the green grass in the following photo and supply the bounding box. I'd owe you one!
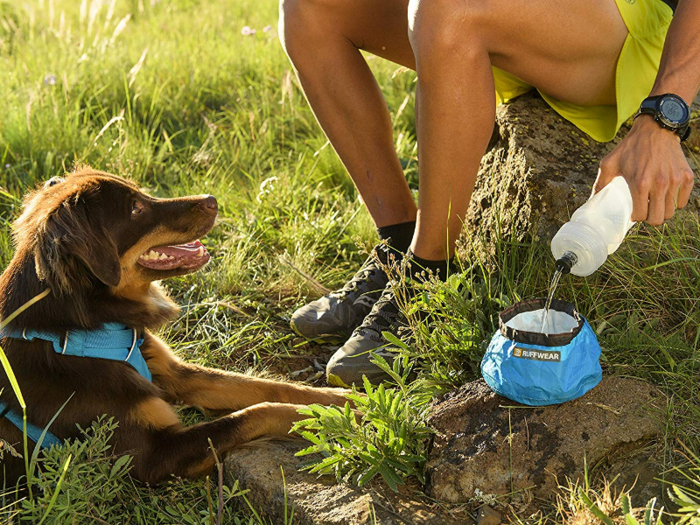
[1,0,699,523]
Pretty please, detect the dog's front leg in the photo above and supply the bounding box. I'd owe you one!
[128,401,309,483]
[141,334,351,412]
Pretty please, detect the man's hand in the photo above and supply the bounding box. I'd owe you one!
[593,115,694,225]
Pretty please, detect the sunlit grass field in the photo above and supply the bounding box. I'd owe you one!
[1,0,699,522]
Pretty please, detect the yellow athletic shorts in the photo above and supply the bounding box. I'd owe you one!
[492,0,674,143]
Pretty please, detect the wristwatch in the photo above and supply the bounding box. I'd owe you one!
[635,93,691,142]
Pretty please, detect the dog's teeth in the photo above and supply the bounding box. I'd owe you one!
[159,253,168,260]
[167,255,174,260]
[196,246,204,257]
[149,250,158,259]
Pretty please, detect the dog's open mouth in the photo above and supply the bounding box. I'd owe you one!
[137,240,210,271]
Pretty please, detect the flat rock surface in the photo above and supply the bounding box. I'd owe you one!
[425,377,666,502]
[466,93,700,247]
[225,439,468,524]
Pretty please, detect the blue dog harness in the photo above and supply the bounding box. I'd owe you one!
[0,323,151,449]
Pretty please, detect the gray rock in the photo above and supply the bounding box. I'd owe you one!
[465,93,700,247]
[425,377,666,502]
[225,439,467,524]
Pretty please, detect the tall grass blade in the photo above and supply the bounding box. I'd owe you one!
[0,288,52,489]
[27,393,74,487]
[36,454,72,525]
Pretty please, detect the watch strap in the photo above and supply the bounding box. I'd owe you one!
[681,125,692,142]
[635,94,692,142]
[639,95,660,113]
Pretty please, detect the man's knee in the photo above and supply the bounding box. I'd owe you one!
[279,0,305,55]
[407,0,491,65]
[279,0,319,55]
[279,0,338,56]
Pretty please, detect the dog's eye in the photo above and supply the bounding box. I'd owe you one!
[132,201,144,216]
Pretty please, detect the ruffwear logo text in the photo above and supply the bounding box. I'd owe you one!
[513,347,561,362]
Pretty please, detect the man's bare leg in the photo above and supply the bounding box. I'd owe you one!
[281,0,418,345]
[279,0,416,228]
[407,0,628,259]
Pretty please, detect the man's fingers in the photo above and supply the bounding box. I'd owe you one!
[677,167,695,209]
[664,170,684,220]
[630,178,649,222]
[665,186,677,220]
[647,177,667,225]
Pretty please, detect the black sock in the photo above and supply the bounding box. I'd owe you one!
[406,250,454,282]
[376,220,416,253]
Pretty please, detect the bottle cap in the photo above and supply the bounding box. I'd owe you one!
[555,251,578,275]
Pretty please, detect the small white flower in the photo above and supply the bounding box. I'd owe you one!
[256,176,278,203]
[241,26,256,36]
[44,74,58,86]
[4,164,10,169]
[263,25,273,33]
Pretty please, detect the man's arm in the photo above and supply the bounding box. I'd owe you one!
[594,0,699,225]
[651,0,700,103]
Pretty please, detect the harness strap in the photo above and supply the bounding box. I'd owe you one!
[0,401,62,449]
[2,322,152,382]
[0,322,153,449]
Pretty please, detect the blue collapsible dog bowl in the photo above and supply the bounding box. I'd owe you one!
[481,298,602,406]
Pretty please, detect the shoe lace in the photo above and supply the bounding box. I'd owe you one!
[329,244,397,301]
[356,282,406,341]
[330,260,383,300]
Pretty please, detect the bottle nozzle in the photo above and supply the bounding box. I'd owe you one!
[555,251,578,275]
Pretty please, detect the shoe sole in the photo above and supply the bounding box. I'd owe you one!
[326,373,350,388]
[290,319,348,345]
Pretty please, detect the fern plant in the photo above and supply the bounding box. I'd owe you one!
[292,355,434,491]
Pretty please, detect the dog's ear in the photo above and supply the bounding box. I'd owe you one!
[34,198,122,292]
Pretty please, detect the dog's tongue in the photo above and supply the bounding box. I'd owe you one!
[138,240,210,270]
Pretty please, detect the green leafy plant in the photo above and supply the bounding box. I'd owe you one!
[402,269,512,388]
[669,485,700,524]
[20,418,123,523]
[667,443,700,524]
[292,355,434,491]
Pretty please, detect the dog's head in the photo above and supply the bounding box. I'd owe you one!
[13,168,218,296]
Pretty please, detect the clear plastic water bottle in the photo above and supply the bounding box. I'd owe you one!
[551,176,635,277]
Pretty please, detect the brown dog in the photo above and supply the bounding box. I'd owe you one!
[0,168,348,485]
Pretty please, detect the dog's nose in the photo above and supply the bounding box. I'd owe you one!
[198,195,218,215]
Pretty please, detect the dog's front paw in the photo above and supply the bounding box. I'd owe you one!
[314,386,356,408]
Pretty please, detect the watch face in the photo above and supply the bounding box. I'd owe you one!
[659,96,688,125]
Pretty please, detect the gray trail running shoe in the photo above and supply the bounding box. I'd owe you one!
[290,244,400,343]
[326,279,409,387]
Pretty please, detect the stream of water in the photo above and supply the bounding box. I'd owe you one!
[540,267,564,334]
